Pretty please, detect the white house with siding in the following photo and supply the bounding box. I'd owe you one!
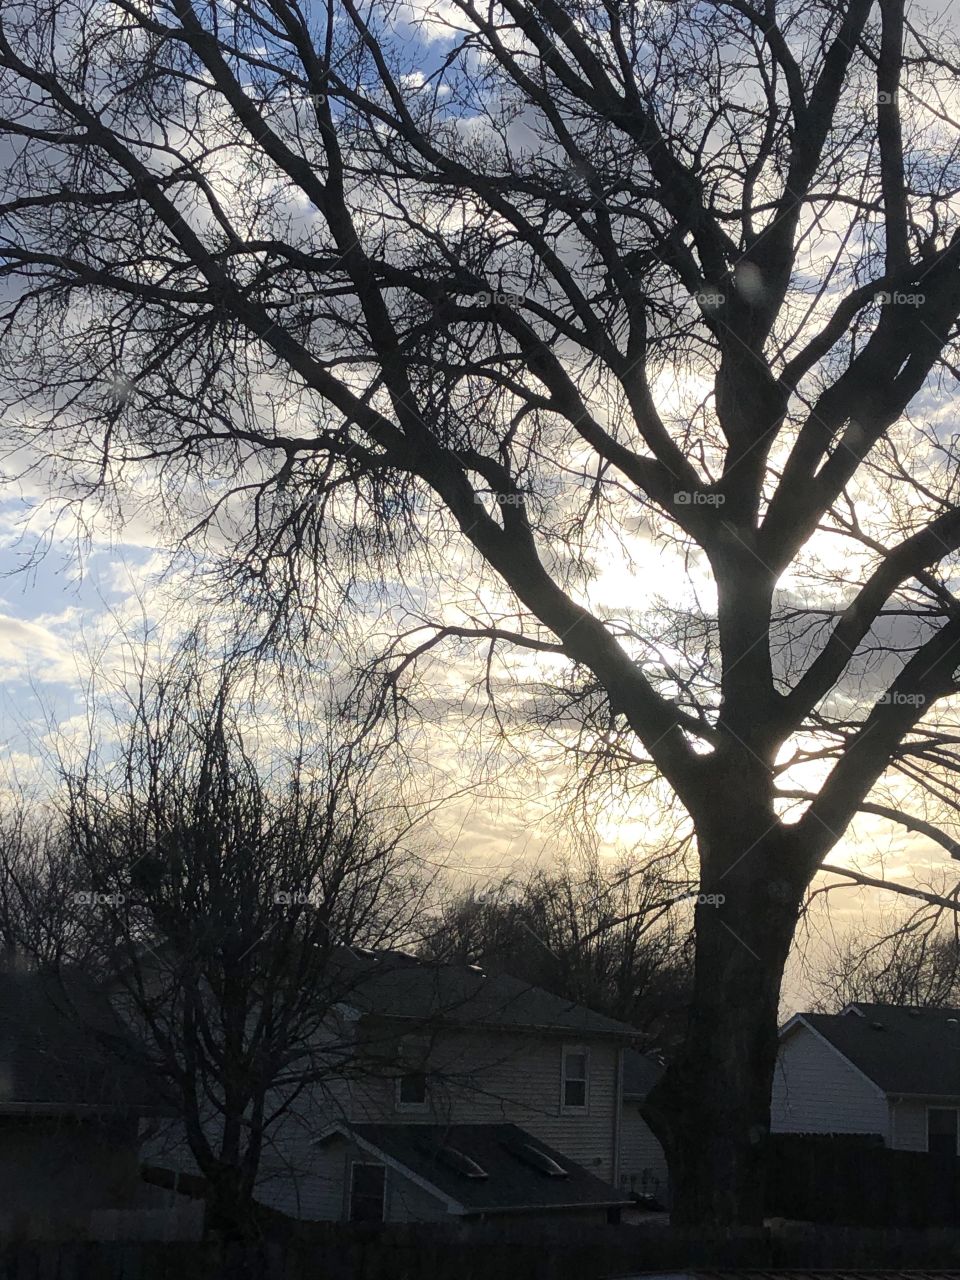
[617,1048,669,1203]
[613,998,960,1213]
[146,951,639,1224]
[772,1002,960,1153]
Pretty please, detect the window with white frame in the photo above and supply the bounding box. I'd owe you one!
[927,1107,960,1156]
[348,1161,386,1222]
[561,1045,589,1112]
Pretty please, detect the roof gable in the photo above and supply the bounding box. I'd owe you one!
[782,1003,960,1097]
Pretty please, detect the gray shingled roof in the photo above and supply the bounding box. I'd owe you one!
[0,965,170,1113]
[792,1003,960,1097]
[335,951,640,1039]
[622,1047,664,1099]
[321,1121,630,1214]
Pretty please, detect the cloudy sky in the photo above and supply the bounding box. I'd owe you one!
[1,433,949,1016]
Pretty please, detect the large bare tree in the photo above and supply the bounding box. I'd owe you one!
[3,0,960,1225]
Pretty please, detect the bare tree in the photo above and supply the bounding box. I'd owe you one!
[424,853,694,1053]
[0,660,428,1239]
[0,806,102,968]
[4,0,960,1225]
[815,906,960,1009]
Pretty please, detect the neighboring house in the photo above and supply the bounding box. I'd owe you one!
[146,950,639,1223]
[0,963,198,1239]
[772,1001,960,1152]
[618,1048,669,1204]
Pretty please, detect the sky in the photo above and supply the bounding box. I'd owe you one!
[0,446,949,1017]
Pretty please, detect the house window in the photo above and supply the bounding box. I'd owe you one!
[395,1034,429,1111]
[927,1107,959,1156]
[396,1070,428,1111]
[561,1045,589,1112]
[349,1162,386,1222]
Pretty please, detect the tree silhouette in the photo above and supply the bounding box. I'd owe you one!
[0,658,426,1238]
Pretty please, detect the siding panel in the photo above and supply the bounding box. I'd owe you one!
[771,1023,889,1138]
[351,1025,619,1183]
[618,1105,668,1200]
[892,1099,930,1151]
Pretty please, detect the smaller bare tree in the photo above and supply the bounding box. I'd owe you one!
[0,659,429,1240]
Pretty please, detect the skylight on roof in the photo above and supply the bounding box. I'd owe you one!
[436,1145,488,1179]
[502,1140,568,1178]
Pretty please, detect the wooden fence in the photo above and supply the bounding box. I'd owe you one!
[6,1221,960,1280]
[767,1131,960,1227]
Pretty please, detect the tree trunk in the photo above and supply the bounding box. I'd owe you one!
[643,822,809,1228]
[204,1167,260,1243]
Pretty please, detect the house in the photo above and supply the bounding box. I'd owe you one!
[772,1001,960,1151]
[617,1048,669,1203]
[145,950,640,1223]
[0,962,198,1239]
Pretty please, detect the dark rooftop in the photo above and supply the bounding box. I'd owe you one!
[0,962,170,1114]
[320,1121,630,1214]
[791,1003,960,1097]
[334,950,640,1039]
[622,1047,664,1099]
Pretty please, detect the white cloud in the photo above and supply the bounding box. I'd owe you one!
[0,610,83,684]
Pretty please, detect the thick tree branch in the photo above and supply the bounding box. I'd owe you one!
[779,790,960,860]
[797,615,960,866]
[776,506,960,733]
